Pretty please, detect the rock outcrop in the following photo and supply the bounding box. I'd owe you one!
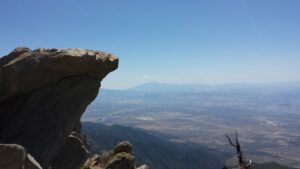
[0,144,42,169]
[0,47,118,168]
[113,141,133,154]
[105,152,135,169]
[81,141,149,169]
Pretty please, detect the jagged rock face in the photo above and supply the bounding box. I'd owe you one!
[0,47,118,168]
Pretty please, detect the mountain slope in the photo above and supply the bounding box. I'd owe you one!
[252,162,296,169]
[82,122,223,169]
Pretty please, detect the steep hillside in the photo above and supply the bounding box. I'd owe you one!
[82,122,223,169]
[252,162,296,169]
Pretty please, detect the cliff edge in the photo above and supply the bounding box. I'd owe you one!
[0,47,118,168]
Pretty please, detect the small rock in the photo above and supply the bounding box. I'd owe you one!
[114,141,133,154]
[0,144,42,169]
[0,144,26,169]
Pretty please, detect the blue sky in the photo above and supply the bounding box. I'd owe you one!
[1,0,300,89]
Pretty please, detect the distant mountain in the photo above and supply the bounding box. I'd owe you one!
[82,122,223,169]
[129,82,210,93]
[129,82,300,93]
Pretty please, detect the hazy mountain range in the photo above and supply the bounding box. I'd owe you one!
[129,81,300,93]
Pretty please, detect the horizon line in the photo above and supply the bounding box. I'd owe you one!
[102,80,300,90]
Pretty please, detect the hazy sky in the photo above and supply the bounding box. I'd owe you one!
[1,0,300,89]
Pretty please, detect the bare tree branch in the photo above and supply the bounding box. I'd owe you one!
[225,134,237,148]
[225,130,250,169]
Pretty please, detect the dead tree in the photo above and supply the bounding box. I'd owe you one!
[225,130,249,169]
